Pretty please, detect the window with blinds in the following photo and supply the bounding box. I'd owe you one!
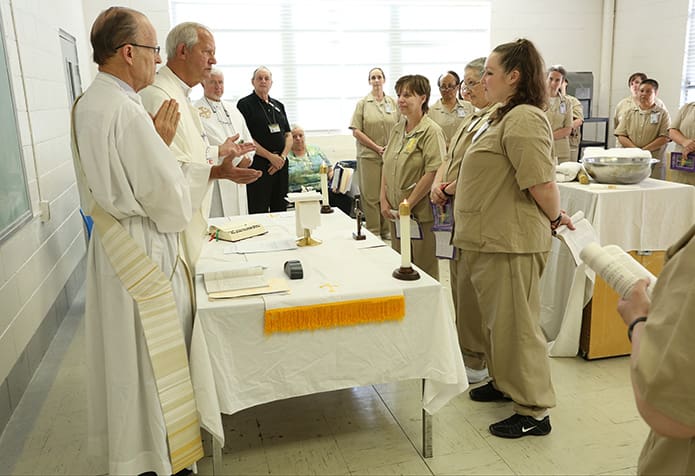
[170,0,491,132]
[683,0,695,103]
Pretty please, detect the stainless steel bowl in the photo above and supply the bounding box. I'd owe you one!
[579,156,659,184]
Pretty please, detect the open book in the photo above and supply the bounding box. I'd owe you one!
[579,243,657,298]
[204,265,290,299]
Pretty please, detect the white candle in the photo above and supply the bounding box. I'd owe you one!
[320,163,329,205]
[399,199,411,268]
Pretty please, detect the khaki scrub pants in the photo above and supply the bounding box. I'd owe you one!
[460,249,556,418]
[452,254,487,370]
[389,221,439,280]
[358,157,390,238]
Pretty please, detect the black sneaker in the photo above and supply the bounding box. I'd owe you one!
[489,413,551,438]
[469,382,512,402]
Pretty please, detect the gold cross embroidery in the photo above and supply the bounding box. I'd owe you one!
[320,283,338,292]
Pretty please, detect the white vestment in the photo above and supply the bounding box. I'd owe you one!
[140,65,215,269]
[194,97,253,216]
[74,72,207,475]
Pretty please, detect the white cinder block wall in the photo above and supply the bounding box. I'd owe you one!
[0,0,691,434]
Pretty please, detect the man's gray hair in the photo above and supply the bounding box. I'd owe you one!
[166,21,211,59]
[252,65,272,79]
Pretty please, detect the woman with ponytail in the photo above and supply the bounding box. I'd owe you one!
[452,38,574,439]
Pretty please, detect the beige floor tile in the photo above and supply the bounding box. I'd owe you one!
[348,457,432,475]
[426,446,515,475]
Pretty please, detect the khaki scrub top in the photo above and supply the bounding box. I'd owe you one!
[453,104,555,254]
[614,105,671,159]
[444,103,500,183]
[614,95,666,130]
[668,102,695,185]
[382,115,445,222]
[429,98,475,146]
[546,95,572,159]
[633,224,695,475]
[350,93,400,161]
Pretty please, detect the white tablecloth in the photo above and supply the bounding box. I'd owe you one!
[190,211,468,446]
[541,179,695,356]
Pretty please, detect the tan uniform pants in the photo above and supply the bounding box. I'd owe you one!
[460,250,555,417]
[358,157,390,238]
[389,221,439,280]
[451,255,486,370]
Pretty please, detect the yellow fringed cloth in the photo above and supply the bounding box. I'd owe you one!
[264,295,405,334]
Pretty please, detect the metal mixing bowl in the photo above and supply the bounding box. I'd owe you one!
[579,156,659,184]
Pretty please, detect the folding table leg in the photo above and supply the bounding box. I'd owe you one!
[422,379,433,458]
[212,437,223,475]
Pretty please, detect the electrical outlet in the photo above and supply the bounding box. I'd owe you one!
[39,200,50,222]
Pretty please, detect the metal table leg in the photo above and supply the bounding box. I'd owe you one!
[212,436,223,475]
[422,379,432,458]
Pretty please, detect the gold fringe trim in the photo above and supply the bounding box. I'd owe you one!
[264,295,405,334]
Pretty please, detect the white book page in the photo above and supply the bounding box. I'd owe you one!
[554,211,599,265]
[580,243,656,298]
[204,265,268,293]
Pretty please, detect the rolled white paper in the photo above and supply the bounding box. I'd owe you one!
[320,163,330,205]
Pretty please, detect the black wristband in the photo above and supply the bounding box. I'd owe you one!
[550,213,562,228]
[627,316,647,342]
[442,187,454,198]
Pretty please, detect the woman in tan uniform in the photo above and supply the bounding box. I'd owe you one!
[546,65,573,163]
[453,39,573,438]
[617,225,695,475]
[429,70,474,146]
[430,57,497,384]
[380,75,445,279]
[614,79,670,179]
[667,102,695,185]
[350,67,400,239]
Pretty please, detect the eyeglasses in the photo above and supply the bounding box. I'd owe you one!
[461,80,481,92]
[115,43,161,55]
[439,84,458,91]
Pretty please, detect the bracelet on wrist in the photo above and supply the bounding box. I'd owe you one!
[627,316,647,342]
[440,183,454,198]
[550,213,562,228]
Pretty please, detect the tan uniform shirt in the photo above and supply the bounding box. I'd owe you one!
[614,95,666,130]
[614,105,671,160]
[668,102,695,185]
[382,115,445,222]
[453,104,555,254]
[429,98,475,146]
[444,103,500,182]
[350,93,399,161]
[634,224,695,475]
[546,95,572,161]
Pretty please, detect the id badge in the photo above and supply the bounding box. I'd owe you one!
[385,103,393,114]
[559,102,567,114]
[457,107,467,117]
[405,137,418,153]
[268,123,281,133]
[650,112,659,124]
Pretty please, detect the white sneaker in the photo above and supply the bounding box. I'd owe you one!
[466,366,489,384]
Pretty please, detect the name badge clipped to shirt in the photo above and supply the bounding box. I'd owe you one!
[384,103,393,114]
[457,106,467,118]
[472,120,491,142]
[405,137,418,153]
[650,112,660,124]
[268,123,281,133]
[559,101,567,114]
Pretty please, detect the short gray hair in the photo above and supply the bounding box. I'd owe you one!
[166,21,210,59]
[252,66,272,80]
[465,57,486,78]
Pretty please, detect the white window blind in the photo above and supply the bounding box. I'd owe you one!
[682,0,695,103]
[169,0,491,132]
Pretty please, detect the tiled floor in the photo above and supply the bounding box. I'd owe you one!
[0,266,648,475]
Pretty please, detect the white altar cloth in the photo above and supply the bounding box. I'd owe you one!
[189,211,468,447]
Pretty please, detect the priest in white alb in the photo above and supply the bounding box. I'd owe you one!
[195,68,254,216]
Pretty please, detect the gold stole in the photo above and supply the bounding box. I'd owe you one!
[71,95,203,473]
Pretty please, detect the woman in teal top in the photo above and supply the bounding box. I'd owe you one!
[287,124,353,214]
[287,125,332,192]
